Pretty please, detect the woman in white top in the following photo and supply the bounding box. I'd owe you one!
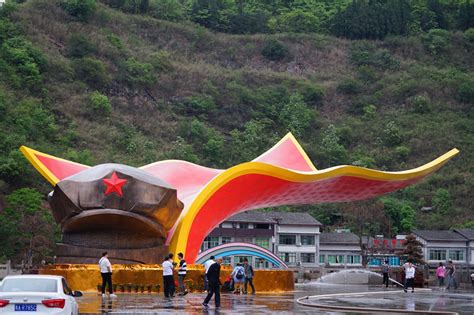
[403,260,416,293]
[99,252,117,297]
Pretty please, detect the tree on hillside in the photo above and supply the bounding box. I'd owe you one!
[342,200,388,267]
[0,188,59,267]
[401,234,425,264]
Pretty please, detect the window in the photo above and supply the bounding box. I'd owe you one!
[279,234,296,245]
[448,250,464,261]
[201,237,219,251]
[255,237,270,249]
[279,253,297,264]
[62,279,72,295]
[347,255,361,264]
[256,258,269,268]
[319,255,325,264]
[1,278,57,292]
[235,256,252,264]
[239,223,249,229]
[235,237,253,243]
[301,235,315,245]
[327,255,344,264]
[255,223,270,229]
[301,253,315,263]
[222,257,232,265]
[221,236,232,244]
[429,249,447,261]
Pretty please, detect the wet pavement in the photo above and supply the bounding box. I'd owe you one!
[77,284,474,314]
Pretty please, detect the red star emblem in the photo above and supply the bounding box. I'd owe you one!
[103,172,127,197]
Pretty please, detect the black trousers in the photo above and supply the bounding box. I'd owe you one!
[404,278,414,291]
[383,273,389,287]
[163,275,174,297]
[203,283,220,307]
[101,272,113,294]
[244,278,255,293]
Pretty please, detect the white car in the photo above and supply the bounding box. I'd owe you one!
[0,275,82,315]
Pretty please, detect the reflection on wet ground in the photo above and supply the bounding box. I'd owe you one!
[77,284,474,314]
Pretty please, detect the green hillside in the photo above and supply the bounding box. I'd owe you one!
[0,0,473,263]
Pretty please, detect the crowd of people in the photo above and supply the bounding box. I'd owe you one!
[98,252,257,309]
[381,259,462,292]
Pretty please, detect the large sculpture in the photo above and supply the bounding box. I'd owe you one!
[20,133,458,264]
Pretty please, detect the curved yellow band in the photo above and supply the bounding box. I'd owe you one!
[169,148,459,258]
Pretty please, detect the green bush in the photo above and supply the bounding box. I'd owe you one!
[123,58,155,89]
[395,145,410,160]
[88,91,111,116]
[67,33,97,58]
[73,57,110,87]
[362,104,376,119]
[350,43,400,70]
[149,51,172,72]
[183,95,216,116]
[411,94,431,113]
[422,28,451,54]
[261,39,289,61]
[60,0,97,20]
[270,8,320,33]
[279,93,314,137]
[106,33,124,50]
[297,82,324,104]
[337,79,362,94]
[457,80,474,104]
[383,121,402,146]
[463,28,474,43]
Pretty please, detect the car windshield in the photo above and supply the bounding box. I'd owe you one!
[0,278,57,292]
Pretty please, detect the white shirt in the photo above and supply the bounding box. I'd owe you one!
[99,257,112,273]
[204,259,215,274]
[162,260,174,276]
[405,266,416,279]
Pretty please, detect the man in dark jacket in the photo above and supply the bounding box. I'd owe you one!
[202,257,223,308]
[243,258,255,294]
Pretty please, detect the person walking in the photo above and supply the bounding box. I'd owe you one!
[436,262,446,287]
[162,254,175,298]
[99,252,117,298]
[177,252,188,296]
[403,260,416,293]
[231,263,245,294]
[243,258,255,295]
[381,260,390,288]
[203,255,215,292]
[202,257,223,309]
[446,260,458,290]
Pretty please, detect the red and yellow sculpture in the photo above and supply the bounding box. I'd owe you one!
[20,133,459,263]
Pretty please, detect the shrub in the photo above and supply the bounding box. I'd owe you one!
[60,0,97,20]
[422,28,451,54]
[261,39,289,61]
[106,34,123,50]
[457,80,474,104]
[464,28,474,43]
[337,79,362,94]
[270,8,320,33]
[395,145,410,160]
[350,43,399,70]
[88,91,111,116]
[67,33,97,58]
[73,57,110,87]
[383,121,402,146]
[362,104,376,119]
[183,95,216,116]
[123,58,155,89]
[297,82,324,104]
[279,93,314,137]
[149,51,172,72]
[411,94,431,113]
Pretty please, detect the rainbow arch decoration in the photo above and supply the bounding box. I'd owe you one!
[196,243,288,269]
[20,133,459,263]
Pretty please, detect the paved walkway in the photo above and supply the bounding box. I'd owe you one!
[78,285,474,314]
